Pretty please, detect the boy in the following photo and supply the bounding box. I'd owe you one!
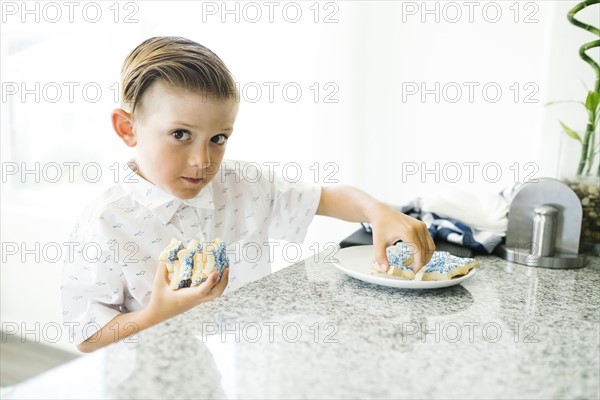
[61,36,434,353]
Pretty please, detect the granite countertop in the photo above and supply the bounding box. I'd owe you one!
[8,253,600,399]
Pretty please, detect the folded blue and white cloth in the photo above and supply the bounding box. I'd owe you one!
[420,211,503,254]
[364,190,509,254]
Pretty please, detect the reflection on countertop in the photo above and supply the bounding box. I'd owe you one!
[7,255,600,399]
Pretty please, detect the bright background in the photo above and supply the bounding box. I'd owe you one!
[1,0,597,351]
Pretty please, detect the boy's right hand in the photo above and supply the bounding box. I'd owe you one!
[143,262,229,324]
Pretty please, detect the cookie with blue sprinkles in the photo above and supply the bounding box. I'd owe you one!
[370,242,416,280]
[421,251,478,281]
[192,239,228,285]
[161,238,229,290]
[158,238,184,273]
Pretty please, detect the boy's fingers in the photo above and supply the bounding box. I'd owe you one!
[411,222,435,272]
[415,221,431,272]
[211,269,229,292]
[424,233,435,265]
[195,270,227,301]
[206,270,229,300]
[372,234,389,272]
[418,225,435,267]
[193,271,219,297]
[181,269,225,300]
[154,262,169,287]
[408,236,426,273]
[216,268,229,289]
[412,248,424,272]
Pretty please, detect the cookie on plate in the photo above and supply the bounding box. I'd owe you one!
[421,251,478,281]
[370,242,416,280]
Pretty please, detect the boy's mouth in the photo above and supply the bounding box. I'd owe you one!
[181,177,205,185]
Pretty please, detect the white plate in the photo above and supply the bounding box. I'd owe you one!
[333,245,477,289]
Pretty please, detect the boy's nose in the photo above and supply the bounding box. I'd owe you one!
[186,145,211,168]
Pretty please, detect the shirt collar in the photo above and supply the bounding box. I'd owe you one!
[120,160,215,224]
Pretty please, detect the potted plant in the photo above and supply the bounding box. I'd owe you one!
[550,0,600,250]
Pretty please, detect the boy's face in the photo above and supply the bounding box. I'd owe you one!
[126,82,238,200]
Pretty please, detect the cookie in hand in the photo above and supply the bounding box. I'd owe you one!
[159,238,229,290]
[370,242,416,280]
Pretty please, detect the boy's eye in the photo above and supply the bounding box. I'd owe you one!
[211,134,228,145]
[171,130,191,141]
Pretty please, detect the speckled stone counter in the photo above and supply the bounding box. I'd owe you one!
[8,254,600,399]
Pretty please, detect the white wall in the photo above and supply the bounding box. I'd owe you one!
[1,1,595,351]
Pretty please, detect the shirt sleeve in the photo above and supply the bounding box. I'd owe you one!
[60,211,125,345]
[266,172,322,243]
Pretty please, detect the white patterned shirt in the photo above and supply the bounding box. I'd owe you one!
[60,160,321,344]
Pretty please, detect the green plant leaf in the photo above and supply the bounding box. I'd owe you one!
[585,91,600,112]
[560,121,582,143]
[544,100,585,107]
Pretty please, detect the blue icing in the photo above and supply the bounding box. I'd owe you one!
[423,252,475,274]
[177,278,191,288]
[170,239,229,285]
[180,252,195,279]
[213,241,229,279]
[179,240,203,280]
[385,243,413,271]
[192,242,203,256]
[188,241,229,283]
[167,242,184,264]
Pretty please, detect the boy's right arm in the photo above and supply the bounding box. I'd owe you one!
[78,262,229,353]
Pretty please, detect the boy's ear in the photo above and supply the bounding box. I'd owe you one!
[111,109,137,147]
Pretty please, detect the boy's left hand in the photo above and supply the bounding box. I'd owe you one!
[369,204,435,273]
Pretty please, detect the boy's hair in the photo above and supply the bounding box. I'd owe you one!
[120,36,238,115]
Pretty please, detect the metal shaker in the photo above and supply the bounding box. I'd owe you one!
[531,205,558,257]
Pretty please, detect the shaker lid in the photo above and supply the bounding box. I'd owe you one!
[533,204,559,215]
